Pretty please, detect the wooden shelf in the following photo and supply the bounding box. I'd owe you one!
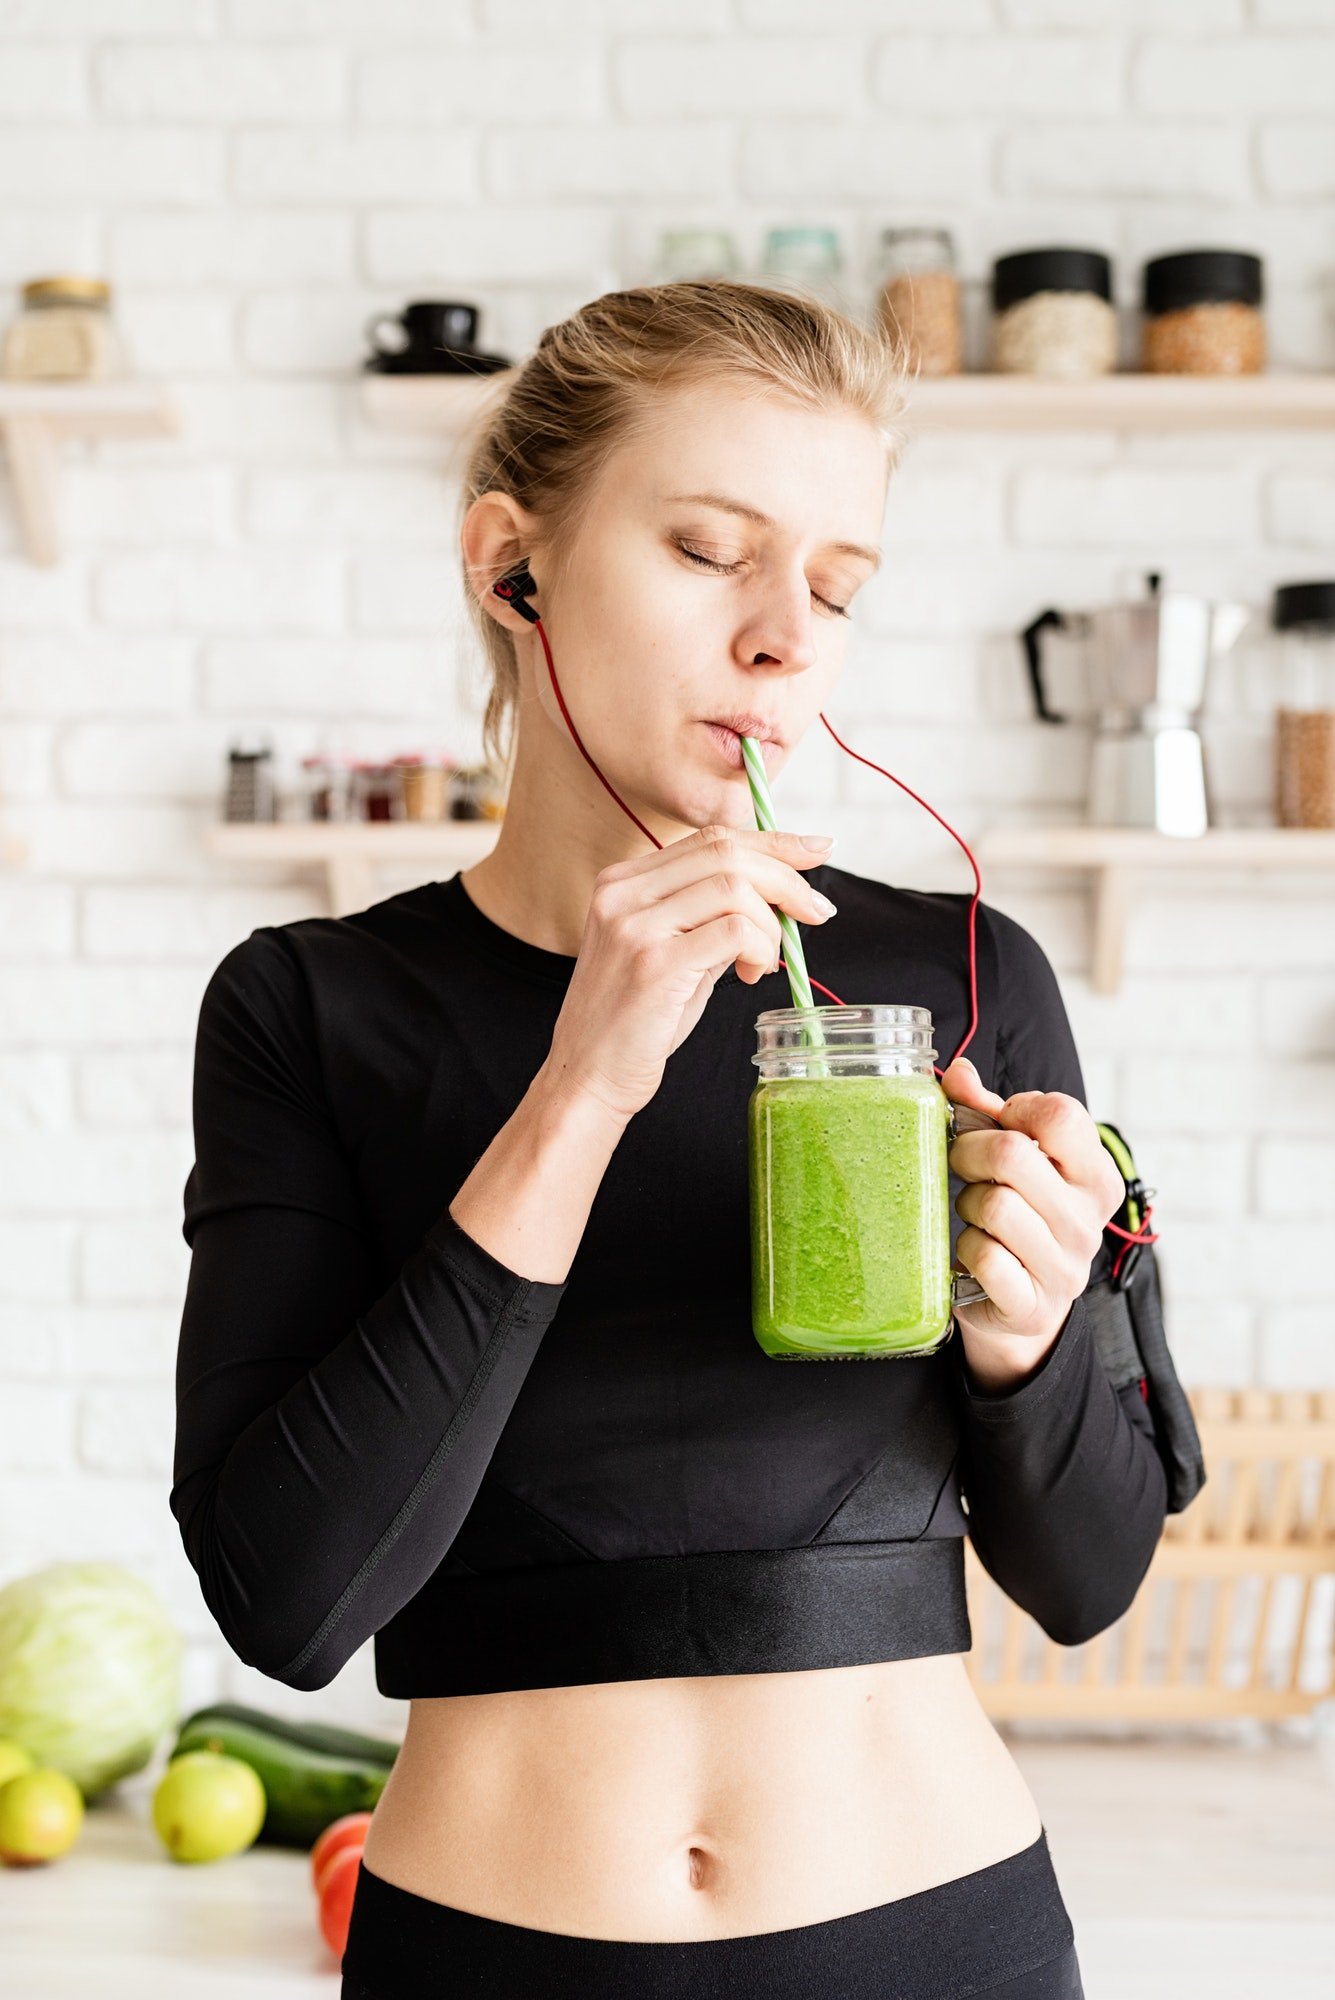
[359,369,515,434]
[907,372,1335,432]
[978,824,1335,993]
[359,368,1335,438]
[0,380,181,564]
[205,817,502,916]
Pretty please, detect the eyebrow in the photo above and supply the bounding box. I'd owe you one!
[661,490,883,571]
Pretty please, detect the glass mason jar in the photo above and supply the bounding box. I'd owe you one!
[874,227,963,377]
[748,1005,994,1361]
[1,275,129,381]
[1273,581,1335,829]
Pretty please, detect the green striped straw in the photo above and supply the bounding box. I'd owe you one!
[739,734,829,1069]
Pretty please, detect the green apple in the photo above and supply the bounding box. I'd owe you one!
[152,1750,266,1864]
[0,1767,84,1864]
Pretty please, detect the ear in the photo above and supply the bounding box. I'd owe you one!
[462,491,540,632]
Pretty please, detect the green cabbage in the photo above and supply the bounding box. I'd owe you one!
[0,1562,182,1799]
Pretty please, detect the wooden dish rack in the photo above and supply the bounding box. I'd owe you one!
[965,1388,1335,1721]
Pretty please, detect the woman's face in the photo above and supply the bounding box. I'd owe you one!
[522,380,889,834]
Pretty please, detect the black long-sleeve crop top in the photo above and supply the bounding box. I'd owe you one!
[170,862,1169,1697]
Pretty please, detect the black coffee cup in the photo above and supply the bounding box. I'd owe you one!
[365,299,479,360]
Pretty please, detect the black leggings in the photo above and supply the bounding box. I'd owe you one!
[340,1827,1083,2000]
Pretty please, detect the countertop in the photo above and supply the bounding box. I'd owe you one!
[4,1734,1334,1998]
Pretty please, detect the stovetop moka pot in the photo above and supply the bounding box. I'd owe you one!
[1021,572,1249,835]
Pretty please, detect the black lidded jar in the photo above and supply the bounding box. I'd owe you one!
[1141,249,1265,375]
[990,247,1116,378]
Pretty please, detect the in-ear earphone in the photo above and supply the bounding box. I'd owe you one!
[491,564,540,624]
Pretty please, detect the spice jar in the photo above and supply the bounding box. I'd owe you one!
[300,754,354,822]
[1142,250,1264,376]
[393,751,453,822]
[1273,582,1335,830]
[991,248,1116,378]
[449,763,506,821]
[352,762,403,822]
[874,228,963,377]
[1,276,129,381]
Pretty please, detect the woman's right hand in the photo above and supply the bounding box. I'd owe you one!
[542,824,838,1126]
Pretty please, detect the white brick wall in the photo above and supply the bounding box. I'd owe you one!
[2,2,1333,1729]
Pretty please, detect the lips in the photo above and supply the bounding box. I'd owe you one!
[709,714,784,747]
[702,722,779,770]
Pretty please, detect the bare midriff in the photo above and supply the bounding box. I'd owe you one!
[358,1651,1043,1942]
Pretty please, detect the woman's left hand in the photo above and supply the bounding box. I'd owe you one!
[941,1055,1127,1393]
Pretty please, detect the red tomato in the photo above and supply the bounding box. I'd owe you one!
[318,1844,364,1961]
[309,1811,373,1890]
[315,1834,364,1902]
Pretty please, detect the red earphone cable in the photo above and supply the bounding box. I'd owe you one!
[536,619,663,850]
[533,613,982,1076]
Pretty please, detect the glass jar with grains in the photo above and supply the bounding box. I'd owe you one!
[1,276,128,381]
[1141,250,1265,376]
[874,227,963,376]
[991,248,1117,378]
[1272,582,1335,830]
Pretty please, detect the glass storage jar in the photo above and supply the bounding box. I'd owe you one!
[352,762,403,822]
[874,227,963,377]
[991,247,1116,378]
[1,276,129,381]
[1141,249,1264,376]
[449,763,506,821]
[748,1004,991,1361]
[299,754,354,822]
[653,230,742,283]
[1273,582,1335,829]
[393,751,452,822]
[760,227,846,311]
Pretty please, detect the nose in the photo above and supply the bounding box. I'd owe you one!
[735,571,820,675]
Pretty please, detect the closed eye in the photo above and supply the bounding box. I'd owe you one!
[675,541,850,619]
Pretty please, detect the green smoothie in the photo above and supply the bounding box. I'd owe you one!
[748,1071,954,1359]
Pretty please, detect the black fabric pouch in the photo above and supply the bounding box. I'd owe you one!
[1087,1122,1207,1515]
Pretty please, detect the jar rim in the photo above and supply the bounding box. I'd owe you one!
[756,1003,932,1024]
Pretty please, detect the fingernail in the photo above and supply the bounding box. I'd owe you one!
[811,892,838,917]
[799,833,836,850]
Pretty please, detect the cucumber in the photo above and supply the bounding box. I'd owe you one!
[170,1703,401,1850]
[176,1703,400,1770]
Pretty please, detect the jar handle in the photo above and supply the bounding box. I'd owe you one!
[948,1100,1003,1307]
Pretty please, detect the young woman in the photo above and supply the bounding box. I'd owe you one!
[172,283,1169,2000]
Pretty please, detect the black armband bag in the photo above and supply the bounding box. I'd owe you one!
[1085,1121,1207,1516]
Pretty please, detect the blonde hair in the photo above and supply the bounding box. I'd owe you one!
[458,279,913,784]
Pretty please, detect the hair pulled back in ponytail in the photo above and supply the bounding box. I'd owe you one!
[458,279,912,783]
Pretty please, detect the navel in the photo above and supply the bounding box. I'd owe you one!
[686,1843,713,1891]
